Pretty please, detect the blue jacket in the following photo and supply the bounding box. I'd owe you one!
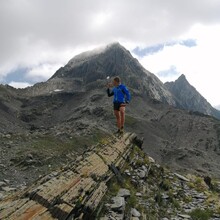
[107,84,131,103]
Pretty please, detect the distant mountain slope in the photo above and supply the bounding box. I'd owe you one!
[165,74,220,119]
[0,85,27,132]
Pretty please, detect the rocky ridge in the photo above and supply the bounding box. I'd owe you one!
[0,133,219,220]
[0,133,136,219]
[98,144,220,220]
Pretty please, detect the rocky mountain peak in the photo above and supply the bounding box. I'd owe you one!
[51,42,131,79]
[165,75,220,119]
[67,42,127,66]
[167,74,190,89]
[176,74,187,82]
[48,43,176,105]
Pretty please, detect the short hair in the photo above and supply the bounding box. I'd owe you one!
[113,76,121,83]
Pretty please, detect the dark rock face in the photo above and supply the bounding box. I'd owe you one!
[165,74,220,119]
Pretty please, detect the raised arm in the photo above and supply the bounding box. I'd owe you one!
[107,88,114,97]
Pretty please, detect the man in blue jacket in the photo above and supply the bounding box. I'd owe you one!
[107,76,131,134]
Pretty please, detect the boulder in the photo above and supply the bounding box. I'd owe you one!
[148,156,155,163]
[162,194,169,199]
[174,173,189,182]
[26,153,34,160]
[117,188,131,198]
[135,192,142,197]
[0,181,7,187]
[133,136,144,149]
[125,169,131,176]
[178,214,191,219]
[5,134,11,139]
[3,179,10,184]
[138,170,146,179]
[204,176,212,188]
[131,208,141,217]
[111,196,125,211]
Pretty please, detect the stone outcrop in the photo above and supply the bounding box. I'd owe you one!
[1,132,220,220]
[0,133,136,220]
[98,143,220,220]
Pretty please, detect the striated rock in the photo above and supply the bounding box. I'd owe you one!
[192,193,207,199]
[0,133,136,220]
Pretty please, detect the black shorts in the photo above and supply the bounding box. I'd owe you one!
[113,102,126,111]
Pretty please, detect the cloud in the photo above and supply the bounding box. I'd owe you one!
[9,81,32,89]
[138,24,220,106]
[179,39,197,48]
[132,39,197,57]
[26,63,64,82]
[0,0,220,105]
[215,105,220,110]
[1,0,220,75]
[157,65,180,78]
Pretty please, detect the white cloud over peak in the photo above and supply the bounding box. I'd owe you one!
[9,81,32,89]
[1,0,220,106]
[138,24,220,106]
[26,63,63,81]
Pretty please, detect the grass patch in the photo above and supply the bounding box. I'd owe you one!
[190,208,213,220]
[190,176,207,192]
[10,129,108,165]
[30,129,108,154]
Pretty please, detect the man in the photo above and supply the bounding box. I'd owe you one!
[107,76,131,134]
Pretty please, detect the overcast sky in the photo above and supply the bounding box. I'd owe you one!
[1,0,220,107]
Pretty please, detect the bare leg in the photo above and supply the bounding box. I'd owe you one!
[114,110,121,129]
[120,106,125,129]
